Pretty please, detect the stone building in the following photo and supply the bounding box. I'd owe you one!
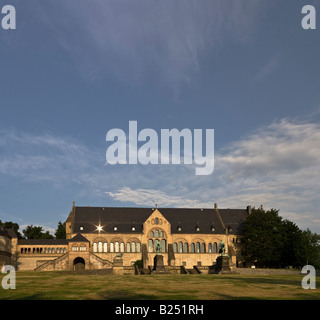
[4,202,251,272]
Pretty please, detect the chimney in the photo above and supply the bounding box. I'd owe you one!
[247,205,252,215]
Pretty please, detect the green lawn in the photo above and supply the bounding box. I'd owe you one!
[0,271,319,300]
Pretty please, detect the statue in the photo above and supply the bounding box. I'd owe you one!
[115,252,123,259]
[155,241,161,255]
[218,240,225,256]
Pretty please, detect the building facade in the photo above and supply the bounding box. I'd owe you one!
[1,203,251,272]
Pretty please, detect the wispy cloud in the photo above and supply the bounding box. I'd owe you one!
[1,117,320,232]
[34,0,265,92]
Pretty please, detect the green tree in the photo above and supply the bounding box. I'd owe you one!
[0,220,22,238]
[240,208,284,268]
[55,221,66,239]
[22,225,54,239]
[240,208,320,269]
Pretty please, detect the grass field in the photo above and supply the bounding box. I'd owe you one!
[0,271,319,300]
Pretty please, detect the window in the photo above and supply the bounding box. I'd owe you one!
[161,239,166,253]
[190,243,195,253]
[173,242,178,253]
[155,218,159,225]
[208,243,212,253]
[131,242,136,253]
[127,242,131,252]
[137,242,141,253]
[115,241,119,252]
[98,241,103,253]
[80,226,84,231]
[131,226,136,231]
[110,242,114,252]
[177,226,182,231]
[113,226,118,231]
[183,243,188,253]
[103,242,108,252]
[148,239,153,253]
[93,242,97,252]
[120,242,124,253]
[80,246,86,252]
[178,241,183,253]
[213,242,218,253]
[196,242,200,253]
[155,229,159,237]
[201,243,206,253]
[160,231,164,237]
[72,246,78,252]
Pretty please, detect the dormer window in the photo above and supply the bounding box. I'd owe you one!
[131,226,136,231]
[196,225,200,232]
[113,226,118,231]
[79,226,84,231]
[177,226,182,232]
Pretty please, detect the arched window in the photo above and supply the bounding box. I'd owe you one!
[201,243,206,253]
[63,248,67,253]
[148,239,153,252]
[150,231,154,237]
[51,247,55,254]
[173,242,178,253]
[104,242,108,252]
[161,239,166,253]
[196,242,200,253]
[191,243,195,253]
[110,242,114,252]
[93,242,97,252]
[98,241,103,253]
[80,245,86,252]
[155,229,159,237]
[137,242,141,253]
[127,242,131,252]
[131,242,136,253]
[155,218,159,225]
[183,243,188,253]
[213,242,218,253]
[48,248,51,254]
[208,243,212,253]
[120,242,124,253]
[115,242,119,252]
[178,242,183,253]
[160,231,164,237]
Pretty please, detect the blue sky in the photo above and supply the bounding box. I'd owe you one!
[1,0,320,234]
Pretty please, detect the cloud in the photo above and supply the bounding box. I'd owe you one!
[104,118,320,232]
[34,0,265,90]
[105,186,212,208]
[1,117,320,232]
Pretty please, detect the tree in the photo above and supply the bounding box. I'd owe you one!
[240,207,320,269]
[0,220,22,238]
[55,221,66,239]
[240,207,284,267]
[22,225,54,239]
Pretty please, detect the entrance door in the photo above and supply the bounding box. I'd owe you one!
[73,257,85,271]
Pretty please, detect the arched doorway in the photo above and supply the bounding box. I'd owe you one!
[73,257,85,271]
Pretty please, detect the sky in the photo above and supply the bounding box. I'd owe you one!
[1,0,320,234]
